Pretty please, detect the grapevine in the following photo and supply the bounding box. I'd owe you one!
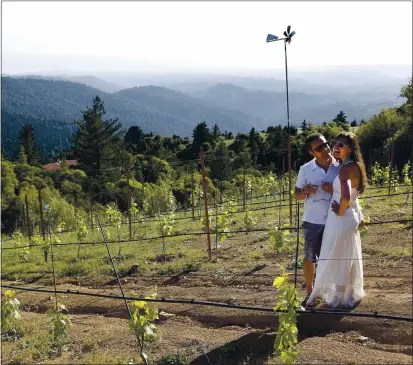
[129,292,159,365]
[273,271,300,364]
[244,208,257,232]
[12,230,29,263]
[157,212,175,255]
[47,303,71,356]
[76,217,88,258]
[105,203,123,259]
[1,289,23,340]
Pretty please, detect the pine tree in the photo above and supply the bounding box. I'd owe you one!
[124,125,145,153]
[17,145,28,164]
[212,124,221,141]
[191,121,212,155]
[333,111,348,125]
[72,96,124,177]
[208,141,232,186]
[18,124,41,166]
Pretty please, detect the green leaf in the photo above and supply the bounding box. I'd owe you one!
[273,276,286,288]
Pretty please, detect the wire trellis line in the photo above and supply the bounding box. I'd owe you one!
[2,219,412,251]
[43,190,413,235]
[1,284,411,322]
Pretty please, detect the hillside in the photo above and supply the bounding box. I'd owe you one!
[188,82,403,123]
[114,85,257,132]
[1,77,259,158]
[3,74,123,93]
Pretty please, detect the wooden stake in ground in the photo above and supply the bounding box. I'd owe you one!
[388,138,395,196]
[37,188,46,240]
[25,194,32,242]
[282,155,285,200]
[200,147,212,260]
[127,172,132,240]
[243,164,246,210]
[90,194,94,230]
[191,167,195,220]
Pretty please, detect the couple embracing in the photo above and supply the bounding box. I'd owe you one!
[295,131,367,309]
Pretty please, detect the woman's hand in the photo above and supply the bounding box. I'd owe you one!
[331,200,348,216]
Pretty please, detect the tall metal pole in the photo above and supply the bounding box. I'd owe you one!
[284,40,293,224]
[200,147,212,260]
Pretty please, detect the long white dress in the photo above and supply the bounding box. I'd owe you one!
[306,175,365,308]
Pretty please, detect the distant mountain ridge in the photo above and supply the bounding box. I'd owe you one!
[1,68,408,159]
[4,74,122,93]
[185,82,403,123]
[1,76,258,158]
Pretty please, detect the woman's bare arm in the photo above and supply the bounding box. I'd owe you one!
[333,164,352,216]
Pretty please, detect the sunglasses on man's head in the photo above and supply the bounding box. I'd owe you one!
[312,142,329,153]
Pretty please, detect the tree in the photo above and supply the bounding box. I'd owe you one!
[19,124,41,166]
[124,126,145,154]
[212,124,221,141]
[398,77,412,117]
[17,145,28,164]
[333,111,348,125]
[399,77,412,105]
[208,141,232,185]
[350,120,357,127]
[1,160,18,211]
[356,108,409,169]
[191,121,212,155]
[300,120,308,131]
[72,96,124,177]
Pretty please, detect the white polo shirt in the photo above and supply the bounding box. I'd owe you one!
[295,157,340,225]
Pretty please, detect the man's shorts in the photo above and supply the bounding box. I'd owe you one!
[302,221,325,263]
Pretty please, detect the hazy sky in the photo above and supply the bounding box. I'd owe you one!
[2,1,412,74]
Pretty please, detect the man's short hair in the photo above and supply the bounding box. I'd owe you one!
[305,133,324,150]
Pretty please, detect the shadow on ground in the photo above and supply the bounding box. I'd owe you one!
[188,310,412,365]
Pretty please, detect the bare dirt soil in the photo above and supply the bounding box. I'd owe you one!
[1,222,412,364]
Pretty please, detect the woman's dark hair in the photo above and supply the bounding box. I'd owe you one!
[335,132,367,193]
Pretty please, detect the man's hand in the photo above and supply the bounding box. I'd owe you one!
[303,184,318,195]
[295,184,318,201]
[321,183,333,194]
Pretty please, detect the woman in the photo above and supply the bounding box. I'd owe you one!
[306,132,367,309]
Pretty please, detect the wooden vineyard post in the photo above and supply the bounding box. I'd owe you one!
[388,138,395,196]
[90,194,94,229]
[127,172,132,240]
[191,166,195,220]
[74,191,78,229]
[215,193,219,262]
[243,164,246,210]
[37,188,46,240]
[200,147,212,260]
[282,155,285,200]
[25,194,32,242]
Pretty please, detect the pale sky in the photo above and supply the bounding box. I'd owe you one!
[2,1,412,74]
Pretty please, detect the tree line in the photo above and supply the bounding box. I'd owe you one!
[2,78,411,234]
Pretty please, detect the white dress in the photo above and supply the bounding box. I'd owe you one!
[307,175,365,308]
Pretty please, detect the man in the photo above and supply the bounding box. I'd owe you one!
[295,133,340,305]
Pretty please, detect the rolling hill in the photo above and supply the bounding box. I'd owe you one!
[1,77,259,158]
[186,82,403,124]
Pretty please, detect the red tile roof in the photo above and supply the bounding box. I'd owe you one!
[42,160,79,171]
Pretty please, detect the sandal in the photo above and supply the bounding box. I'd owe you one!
[301,294,311,307]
